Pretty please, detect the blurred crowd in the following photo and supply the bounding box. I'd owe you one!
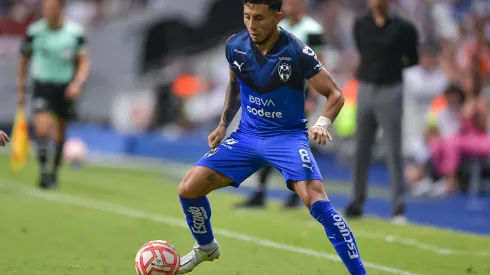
[0,0,149,57]
[145,0,490,197]
[0,0,152,29]
[153,1,490,126]
[2,0,490,196]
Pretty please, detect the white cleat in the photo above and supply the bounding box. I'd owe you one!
[178,241,220,274]
[391,215,408,225]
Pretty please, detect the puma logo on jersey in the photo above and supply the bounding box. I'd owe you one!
[302,163,314,172]
[233,61,244,72]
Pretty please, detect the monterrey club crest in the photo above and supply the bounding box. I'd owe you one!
[278,63,292,82]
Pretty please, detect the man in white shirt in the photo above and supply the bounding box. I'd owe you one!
[403,42,448,154]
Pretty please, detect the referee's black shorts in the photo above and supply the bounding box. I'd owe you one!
[32,80,76,120]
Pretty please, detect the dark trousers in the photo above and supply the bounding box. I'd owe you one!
[351,81,405,214]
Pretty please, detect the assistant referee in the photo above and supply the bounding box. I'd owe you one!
[17,0,90,189]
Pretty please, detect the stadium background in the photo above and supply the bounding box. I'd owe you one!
[1,1,490,274]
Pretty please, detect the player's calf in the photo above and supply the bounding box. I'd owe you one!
[293,180,367,275]
[34,112,52,188]
[52,119,67,179]
[178,166,232,272]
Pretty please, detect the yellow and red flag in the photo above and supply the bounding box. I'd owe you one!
[10,107,30,173]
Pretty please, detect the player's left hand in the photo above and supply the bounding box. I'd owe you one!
[309,116,333,145]
[66,82,82,101]
[0,131,10,147]
[309,126,332,145]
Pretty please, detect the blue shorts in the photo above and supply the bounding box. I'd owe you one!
[196,131,323,190]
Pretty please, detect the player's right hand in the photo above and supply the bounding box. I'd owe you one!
[0,131,10,147]
[66,82,82,101]
[208,125,227,149]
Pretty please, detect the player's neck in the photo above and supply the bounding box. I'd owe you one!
[371,9,389,26]
[46,18,63,30]
[255,27,281,56]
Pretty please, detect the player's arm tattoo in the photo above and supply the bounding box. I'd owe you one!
[308,69,344,122]
[207,174,216,182]
[219,69,241,128]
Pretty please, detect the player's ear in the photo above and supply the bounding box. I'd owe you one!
[275,11,283,24]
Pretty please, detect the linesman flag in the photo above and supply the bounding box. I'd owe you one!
[10,107,30,173]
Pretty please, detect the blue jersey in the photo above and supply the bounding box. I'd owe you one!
[226,28,323,136]
[196,28,324,188]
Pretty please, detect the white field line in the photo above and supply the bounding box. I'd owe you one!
[2,149,488,258]
[0,180,421,275]
[307,221,490,257]
[84,154,490,258]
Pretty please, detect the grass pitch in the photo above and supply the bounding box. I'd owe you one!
[0,155,489,275]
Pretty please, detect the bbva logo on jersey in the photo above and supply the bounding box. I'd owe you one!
[278,63,292,82]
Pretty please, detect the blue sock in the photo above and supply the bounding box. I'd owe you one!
[310,200,366,275]
[179,196,215,246]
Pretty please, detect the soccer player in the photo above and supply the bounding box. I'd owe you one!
[17,0,90,189]
[0,131,9,147]
[236,0,325,209]
[176,1,367,274]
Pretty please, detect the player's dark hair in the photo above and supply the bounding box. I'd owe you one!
[243,0,282,11]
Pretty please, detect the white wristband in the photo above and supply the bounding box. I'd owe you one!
[313,116,331,129]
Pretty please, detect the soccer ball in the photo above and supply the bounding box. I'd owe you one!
[63,138,87,169]
[134,240,180,275]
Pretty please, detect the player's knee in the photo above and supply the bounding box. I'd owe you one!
[178,178,198,199]
[34,113,51,136]
[294,180,328,209]
[305,185,328,209]
[178,168,206,199]
[178,167,232,198]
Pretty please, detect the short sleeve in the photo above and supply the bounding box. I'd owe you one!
[225,36,233,65]
[225,34,239,72]
[295,41,323,80]
[74,26,87,53]
[76,35,87,53]
[20,33,34,56]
